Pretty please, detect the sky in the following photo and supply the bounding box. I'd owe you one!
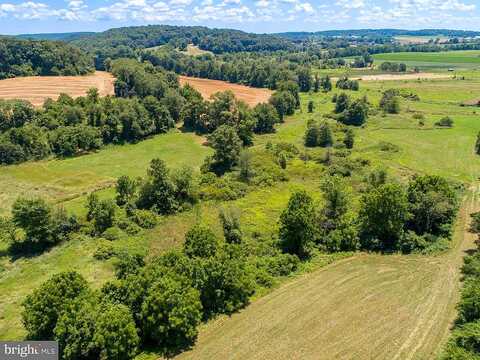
[0,0,479,35]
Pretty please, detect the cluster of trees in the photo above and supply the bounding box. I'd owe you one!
[278,174,459,258]
[305,120,354,149]
[336,76,359,91]
[332,93,369,126]
[351,53,374,68]
[2,59,286,166]
[379,61,407,72]
[0,38,93,79]
[21,203,301,359]
[442,213,480,359]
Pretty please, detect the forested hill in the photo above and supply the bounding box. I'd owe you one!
[0,38,94,79]
[278,29,480,40]
[70,25,294,69]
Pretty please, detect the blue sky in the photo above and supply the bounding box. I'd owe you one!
[0,0,479,34]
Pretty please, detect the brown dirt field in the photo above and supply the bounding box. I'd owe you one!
[174,187,480,360]
[179,76,272,107]
[0,71,115,107]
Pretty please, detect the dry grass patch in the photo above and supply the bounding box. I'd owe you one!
[0,71,114,107]
[179,76,272,107]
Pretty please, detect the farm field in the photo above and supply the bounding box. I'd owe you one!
[394,35,450,45]
[0,71,115,107]
[179,75,272,106]
[373,50,480,70]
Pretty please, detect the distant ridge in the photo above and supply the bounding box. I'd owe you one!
[16,32,95,41]
[277,29,480,40]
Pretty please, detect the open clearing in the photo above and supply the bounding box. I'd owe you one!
[179,76,272,106]
[175,187,479,360]
[0,71,114,107]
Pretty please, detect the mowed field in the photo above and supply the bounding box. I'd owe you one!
[0,71,115,107]
[179,76,272,106]
[373,50,480,70]
[176,190,477,359]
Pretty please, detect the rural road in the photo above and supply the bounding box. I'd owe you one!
[174,186,479,360]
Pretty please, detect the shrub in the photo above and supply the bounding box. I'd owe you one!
[436,116,454,127]
[130,209,158,229]
[93,241,117,260]
[219,207,243,244]
[102,226,124,241]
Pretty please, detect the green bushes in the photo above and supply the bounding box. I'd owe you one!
[333,93,369,126]
[442,217,480,359]
[436,116,454,127]
[379,89,401,114]
[304,121,334,148]
[336,76,359,91]
[380,61,407,72]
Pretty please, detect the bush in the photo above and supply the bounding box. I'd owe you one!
[457,278,480,324]
[102,226,124,241]
[219,207,243,244]
[184,225,219,259]
[130,209,158,229]
[436,116,454,127]
[93,241,117,260]
[22,271,89,340]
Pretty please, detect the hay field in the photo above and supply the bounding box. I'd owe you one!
[175,188,479,360]
[0,71,115,107]
[179,76,272,106]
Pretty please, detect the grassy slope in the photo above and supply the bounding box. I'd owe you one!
[175,192,478,360]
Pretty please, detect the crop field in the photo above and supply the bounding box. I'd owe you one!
[0,71,115,107]
[179,76,272,106]
[373,50,480,70]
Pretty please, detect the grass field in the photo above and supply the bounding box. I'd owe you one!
[0,131,211,215]
[373,50,480,71]
[394,35,450,45]
[0,71,114,107]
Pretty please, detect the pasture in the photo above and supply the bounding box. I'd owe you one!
[179,76,272,106]
[0,71,114,107]
[373,50,480,70]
